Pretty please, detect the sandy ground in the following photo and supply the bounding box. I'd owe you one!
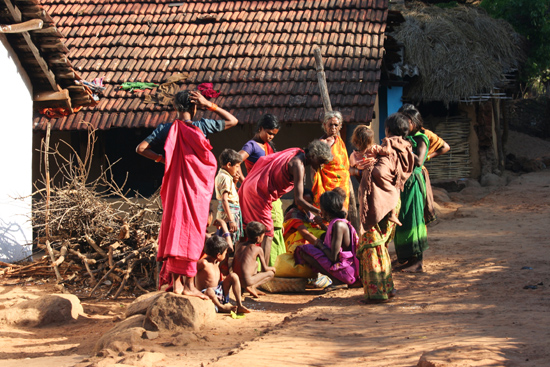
[1,167,549,366]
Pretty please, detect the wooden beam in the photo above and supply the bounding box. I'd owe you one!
[3,0,22,22]
[0,19,43,33]
[21,31,59,90]
[34,89,70,102]
[3,0,58,91]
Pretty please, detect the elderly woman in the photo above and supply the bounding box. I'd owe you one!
[352,113,414,302]
[239,140,333,265]
[312,111,351,210]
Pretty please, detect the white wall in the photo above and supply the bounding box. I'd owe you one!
[0,35,33,262]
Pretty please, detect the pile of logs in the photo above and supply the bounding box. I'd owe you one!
[1,126,162,299]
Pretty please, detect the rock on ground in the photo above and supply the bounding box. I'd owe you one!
[144,292,216,332]
[0,294,83,327]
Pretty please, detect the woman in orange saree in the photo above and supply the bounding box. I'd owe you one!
[312,111,351,211]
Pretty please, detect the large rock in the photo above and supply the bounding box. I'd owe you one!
[125,291,164,318]
[145,292,215,331]
[0,294,83,327]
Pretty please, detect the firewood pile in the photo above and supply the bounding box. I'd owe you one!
[0,126,162,299]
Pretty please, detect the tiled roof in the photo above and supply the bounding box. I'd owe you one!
[34,0,389,130]
[1,0,96,111]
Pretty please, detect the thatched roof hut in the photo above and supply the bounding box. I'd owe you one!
[390,4,525,105]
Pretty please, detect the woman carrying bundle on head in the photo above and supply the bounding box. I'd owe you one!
[136,89,238,298]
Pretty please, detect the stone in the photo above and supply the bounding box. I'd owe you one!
[118,352,167,367]
[145,293,216,332]
[93,315,147,355]
[431,187,451,203]
[143,330,159,340]
[480,173,506,187]
[125,291,164,318]
[0,294,83,327]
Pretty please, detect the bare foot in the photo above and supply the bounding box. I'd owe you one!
[172,274,184,295]
[237,305,251,314]
[400,258,424,273]
[218,304,237,313]
[389,289,397,298]
[246,286,266,298]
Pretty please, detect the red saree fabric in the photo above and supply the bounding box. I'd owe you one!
[239,148,302,236]
[157,120,217,278]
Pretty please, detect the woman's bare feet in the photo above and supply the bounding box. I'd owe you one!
[400,257,424,273]
[172,273,184,295]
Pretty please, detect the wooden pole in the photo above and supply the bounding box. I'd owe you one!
[44,122,62,281]
[312,47,360,232]
[313,47,332,114]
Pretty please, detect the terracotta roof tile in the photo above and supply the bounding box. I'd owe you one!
[35,0,388,130]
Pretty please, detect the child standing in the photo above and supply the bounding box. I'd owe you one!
[233,222,276,298]
[215,149,243,244]
[196,235,250,314]
[350,125,401,225]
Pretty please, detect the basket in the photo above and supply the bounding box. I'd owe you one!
[259,277,308,293]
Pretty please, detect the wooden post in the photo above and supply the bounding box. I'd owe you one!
[313,47,332,114]
[313,47,360,232]
[44,122,62,281]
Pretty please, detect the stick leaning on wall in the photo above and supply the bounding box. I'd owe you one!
[313,47,360,231]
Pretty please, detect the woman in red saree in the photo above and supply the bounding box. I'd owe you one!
[239,140,333,264]
[238,114,285,266]
[139,90,238,298]
[312,111,351,210]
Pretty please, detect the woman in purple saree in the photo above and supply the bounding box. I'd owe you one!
[295,190,359,287]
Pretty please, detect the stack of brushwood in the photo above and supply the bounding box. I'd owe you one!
[0,126,162,299]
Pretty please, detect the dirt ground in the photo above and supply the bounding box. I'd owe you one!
[1,160,550,366]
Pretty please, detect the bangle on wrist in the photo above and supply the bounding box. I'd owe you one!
[155,155,163,163]
[208,103,218,112]
[222,232,230,238]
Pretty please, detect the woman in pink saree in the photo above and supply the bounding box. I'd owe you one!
[138,90,238,298]
[239,140,333,264]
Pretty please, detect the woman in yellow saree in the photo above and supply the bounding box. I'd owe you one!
[312,111,351,211]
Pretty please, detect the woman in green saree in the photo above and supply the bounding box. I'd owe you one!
[393,112,430,273]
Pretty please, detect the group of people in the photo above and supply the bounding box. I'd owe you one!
[137,89,449,310]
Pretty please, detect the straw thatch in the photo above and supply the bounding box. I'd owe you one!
[392,4,525,105]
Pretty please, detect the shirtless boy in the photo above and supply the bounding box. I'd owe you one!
[233,222,276,298]
[195,235,250,314]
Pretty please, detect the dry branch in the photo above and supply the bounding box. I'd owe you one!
[3,124,163,299]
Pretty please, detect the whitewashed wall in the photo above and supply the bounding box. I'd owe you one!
[0,35,33,262]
